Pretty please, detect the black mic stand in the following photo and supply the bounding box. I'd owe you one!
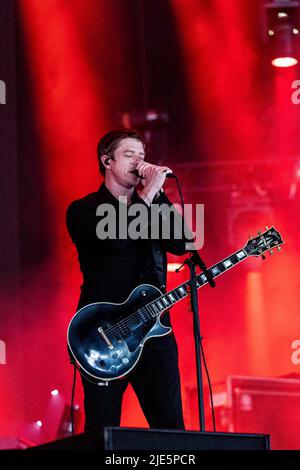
[180,250,215,431]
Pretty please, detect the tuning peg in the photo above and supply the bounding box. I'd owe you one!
[269,249,274,255]
[277,246,281,252]
[265,226,269,230]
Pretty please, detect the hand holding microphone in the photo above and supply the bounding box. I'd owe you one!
[134,161,174,206]
[131,168,175,179]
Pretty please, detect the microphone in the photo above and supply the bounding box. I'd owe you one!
[131,169,176,179]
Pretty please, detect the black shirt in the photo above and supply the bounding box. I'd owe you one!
[66,183,189,305]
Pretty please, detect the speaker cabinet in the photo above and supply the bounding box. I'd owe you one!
[227,375,300,449]
[103,427,269,450]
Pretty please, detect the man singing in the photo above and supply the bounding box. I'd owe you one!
[66,128,190,431]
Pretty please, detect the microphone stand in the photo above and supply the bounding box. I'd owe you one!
[184,250,215,431]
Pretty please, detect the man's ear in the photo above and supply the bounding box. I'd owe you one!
[101,154,111,170]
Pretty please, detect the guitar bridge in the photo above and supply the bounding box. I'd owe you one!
[98,327,114,349]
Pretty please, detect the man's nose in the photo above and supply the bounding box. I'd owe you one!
[132,156,144,165]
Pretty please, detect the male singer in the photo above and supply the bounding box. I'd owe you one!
[66,128,190,431]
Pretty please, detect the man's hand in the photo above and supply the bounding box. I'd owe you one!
[136,162,172,206]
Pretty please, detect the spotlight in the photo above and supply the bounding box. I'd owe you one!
[36,420,43,427]
[51,389,59,396]
[167,262,184,272]
[265,0,300,67]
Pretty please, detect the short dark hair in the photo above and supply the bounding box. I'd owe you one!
[97,128,146,176]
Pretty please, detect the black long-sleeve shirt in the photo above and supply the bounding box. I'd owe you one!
[66,183,189,308]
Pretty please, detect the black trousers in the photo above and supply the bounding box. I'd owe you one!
[81,338,185,431]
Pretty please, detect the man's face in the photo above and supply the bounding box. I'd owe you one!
[108,137,145,188]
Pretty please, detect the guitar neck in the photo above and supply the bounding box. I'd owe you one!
[146,247,249,318]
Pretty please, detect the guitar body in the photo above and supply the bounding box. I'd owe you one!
[67,284,171,382]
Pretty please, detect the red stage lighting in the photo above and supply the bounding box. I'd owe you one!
[265,1,300,68]
[272,56,298,67]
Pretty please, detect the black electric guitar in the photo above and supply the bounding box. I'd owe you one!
[67,227,284,383]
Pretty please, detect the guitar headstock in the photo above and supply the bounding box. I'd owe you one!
[243,226,284,258]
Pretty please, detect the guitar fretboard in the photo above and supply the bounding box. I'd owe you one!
[146,248,248,317]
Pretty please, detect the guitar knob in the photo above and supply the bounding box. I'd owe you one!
[122,358,129,364]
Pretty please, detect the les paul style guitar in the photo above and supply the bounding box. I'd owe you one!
[67,227,284,383]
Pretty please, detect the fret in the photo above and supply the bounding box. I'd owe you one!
[229,254,239,265]
[217,262,226,273]
[161,296,170,307]
[171,290,180,301]
[167,292,176,303]
[211,265,221,277]
[223,258,233,269]
[175,288,183,299]
[155,301,164,312]
[151,303,160,315]
[236,249,246,260]
[146,304,156,317]
[178,285,187,296]
[200,273,207,283]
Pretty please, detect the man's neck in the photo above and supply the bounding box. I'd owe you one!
[104,178,135,205]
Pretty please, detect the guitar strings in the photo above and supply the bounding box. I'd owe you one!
[104,305,157,338]
[104,290,183,338]
[104,277,206,338]
[104,286,189,338]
